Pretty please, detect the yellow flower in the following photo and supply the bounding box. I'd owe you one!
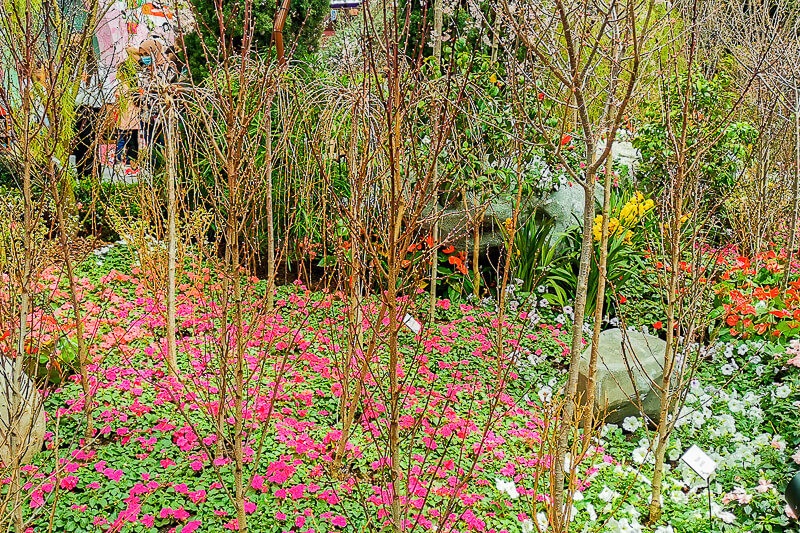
[489,74,497,84]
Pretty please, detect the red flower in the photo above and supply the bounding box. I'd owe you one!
[653,321,663,330]
[619,296,627,304]
[443,245,455,254]
[726,315,739,327]
[560,134,572,146]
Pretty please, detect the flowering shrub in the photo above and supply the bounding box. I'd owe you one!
[712,250,800,343]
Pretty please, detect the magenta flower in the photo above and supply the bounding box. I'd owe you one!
[331,515,347,527]
[183,520,202,533]
[60,476,78,491]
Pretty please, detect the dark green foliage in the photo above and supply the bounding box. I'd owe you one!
[633,73,756,197]
[184,0,329,79]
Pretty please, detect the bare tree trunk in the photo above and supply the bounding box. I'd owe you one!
[648,169,683,524]
[232,239,248,532]
[12,17,35,527]
[165,102,179,376]
[553,173,595,532]
[265,112,276,311]
[429,6,443,318]
[53,177,93,439]
[584,157,613,432]
[783,91,799,294]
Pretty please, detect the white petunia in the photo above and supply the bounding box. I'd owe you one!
[622,416,643,432]
[737,343,749,355]
[728,399,745,413]
[598,485,620,502]
[632,446,649,464]
[670,490,688,504]
[721,363,736,376]
[495,478,519,499]
[775,384,792,399]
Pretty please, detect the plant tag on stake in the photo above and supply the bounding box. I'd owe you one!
[402,314,422,335]
[681,445,717,481]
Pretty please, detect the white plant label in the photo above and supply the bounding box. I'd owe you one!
[402,314,422,334]
[681,445,717,481]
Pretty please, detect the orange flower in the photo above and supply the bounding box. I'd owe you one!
[726,314,739,327]
[443,245,455,254]
[448,253,468,275]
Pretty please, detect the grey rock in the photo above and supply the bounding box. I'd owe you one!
[542,182,604,237]
[595,140,640,174]
[0,359,45,465]
[578,328,667,424]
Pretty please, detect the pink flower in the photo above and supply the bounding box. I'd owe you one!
[792,449,800,465]
[287,484,305,499]
[140,515,155,527]
[29,490,44,509]
[190,460,204,471]
[60,476,78,491]
[331,515,347,527]
[87,482,100,489]
[183,521,202,533]
[275,512,287,520]
[223,519,239,530]
[755,479,774,493]
[104,468,124,482]
[266,459,295,484]
[244,501,256,514]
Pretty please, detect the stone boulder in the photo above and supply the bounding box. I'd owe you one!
[541,182,604,237]
[0,359,46,465]
[577,328,667,424]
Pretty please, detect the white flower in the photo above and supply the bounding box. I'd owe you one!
[538,385,553,404]
[539,298,549,308]
[537,285,546,293]
[520,519,534,533]
[555,314,566,324]
[606,517,643,533]
[721,364,736,376]
[495,478,519,499]
[586,502,597,521]
[670,490,688,504]
[622,416,643,432]
[655,526,675,533]
[775,384,792,399]
[601,423,618,437]
[563,305,573,314]
[598,485,619,502]
[737,343,749,355]
[632,446,649,464]
[536,512,548,529]
[728,399,745,413]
